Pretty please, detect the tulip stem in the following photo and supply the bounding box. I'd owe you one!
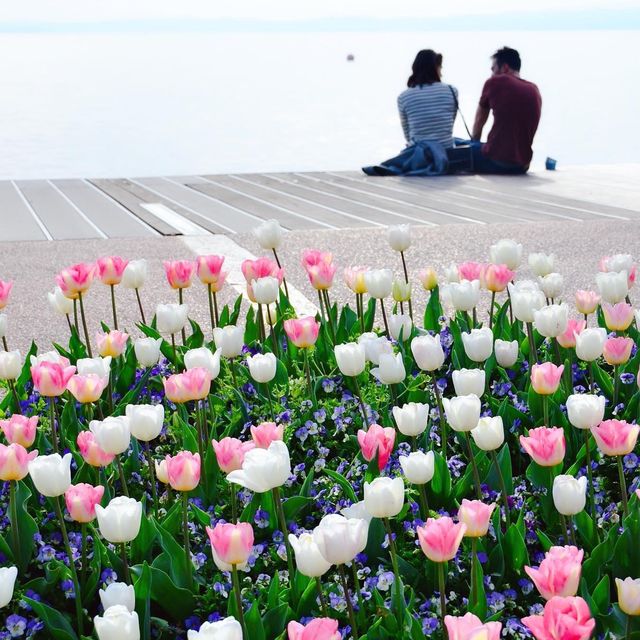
[213,291,220,327]
[626,614,631,640]
[303,349,315,406]
[182,491,193,589]
[568,517,578,547]
[400,251,414,322]
[543,395,549,427]
[80,523,88,590]
[322,290,336,344]
[207,283,216,331]
[618,455,630,519]
[73,298,79,332]
[116,455,130,497]
[232,566,247,638]
[171,333,178,366]
[265,382,275,421]
[49,396,59,454]
[489,292,496,330]
[559,513,570,544]
[506,286,514,325]
[109,284,118,329]
[317,290,326,324]
[353,376,368,426]
[272,249,289,299]
[178,288,187,344]
[196,403,209,500]
[120,542,131,584]
[379,299,390,337]
[430,375,447,458]
[257,304,266,344]
[526,322,537,367]
[418,484,430,520]
[465,432,483,500]
[8,380,21,415]
[266,307,279,358]
[338,564,359,640]
[589,362,595,394]
[614,365,620,410]
[315,576,329,616]
[145,443,158,519]
[582,430,597,529]
[383,517,404,627]
[470,538,478,612]
[272,486,295,585]
[490,449,511,529]
[135,288,146,325]
[9,481,20,572]
[53,496,84,634]
[351,561,365,614]
[66,313,74,336]
[231,484,238,523]
[78,291,92,357]
[229,358,238,389]
[437,562,447,631]
[357,293,365,333]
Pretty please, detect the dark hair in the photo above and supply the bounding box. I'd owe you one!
[492,47,521,71]
[407,49,442,87]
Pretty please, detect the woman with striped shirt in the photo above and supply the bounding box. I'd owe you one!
[397,50,458,149]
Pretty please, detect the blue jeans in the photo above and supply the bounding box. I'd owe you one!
[454,139,528,175]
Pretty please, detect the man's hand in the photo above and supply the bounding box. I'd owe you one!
[472,105,490,141]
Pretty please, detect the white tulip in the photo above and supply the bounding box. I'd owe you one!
[534,304,569,338]
[489,238,522,270]
[448,280,480,312]
[495,339,519,368]
[392,279,412,303]
[566,394,606,430]
[443,263,460,283]
[227,440,291,493]
[90,417,131,455]
[596,271,629,304]
[30,351,65,366]
[0,566,17,608]
[99,583,135,613]
[184,347,221,379]
[334,343,366,377]
[288,532,332,577]
[388,313,412,341]
[399,451,435,485]
[357,333,393,365]
[213,325,244,358]
[442,395,481,432]
[253,219,283,251]
[411,334,445,371]
[392,402,429,436]
[461,327,493,363]
[94,605,140,640]
[246,353,277,383]
[95,496,143,543]
[371,352,406,385]
[363,477,404,518]
[470,416,504,451]
[508,283,546,323]
[538,273,564,300]
[528,253,555,277]
[47,287,74,316]
[77,356,113,378]
[387,224,411,252]
[364,269,393,299]
[552,475,587,516]
[602,254,634,275]
[28,453,72,497]
[156,303,189,336]
[452,369,485,397]
[122,259,148,289]
[251,276,280,305]
[125,404,164,442]
[340,500,374,526]
[0,350,21,380]
[313,514,368,565]
[575,328,607,362]
[187,618,243,640]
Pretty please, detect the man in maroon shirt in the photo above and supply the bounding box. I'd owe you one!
[470,47,542,174]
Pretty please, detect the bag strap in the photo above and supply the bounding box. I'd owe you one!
[448,84,473,140]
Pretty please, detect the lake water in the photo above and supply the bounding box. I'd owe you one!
[0,29,638,179]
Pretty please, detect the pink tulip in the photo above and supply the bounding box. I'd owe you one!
[306,262,337,291]
[206,522,254,566]
[163,260,196,289]
[284,317,320,348]
[556,319,586,349]
[96,256,129,286]
[602,302,634,331]
[155,459,169,484]
[55,263,96,298]
[458,261,485,283]
[301,249,333,271]
[96,330,129,358]
[0,443,38,481]
[0,415,38,448]
[287,618,341,640]
[251,422,284,449]
[525,546,583,601]
[165,451,201,491]
[457,499,496,537]
[418,267,438,290]
[196,255,229,292]
[357,423,395,471]
[591,419,640,456]
[64,483,105,523]
[211,437,255,474]
[600,256,637,288]
[344,266,368,294]
[484,263,515,293]
[241,257,284,285]
[522,596,595,640]
[31,361,76,397]
[76,431,115,467]
[530,362,564,395]
[67,374,108,404]
[574,290,600,316]
[163,367,212,403]
[603,337,634,366]
[520,427,566,466]
[445,613,502,640]
[417,516,466,562]
[0,280,13,309]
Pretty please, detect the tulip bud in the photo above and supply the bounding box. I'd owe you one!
[357,424,395,471]
[211,437,255,474]
[227,440,291,493]
[31,359,76,396]
[484,264,514,293]
[358,333,393,365]
[288,533,332,577]
[387,224,411,252]
[163,260,196,289]
[596,270,629,304]
[67,374,109,404]
[530,362,564,395]
[371,352,406,385]
[166,451,201,491]
[0,443,38,481]
[96,330,129,358]
[552,475,587,516]
[0,350,22,380]
[95,496,143,543]
[603,337,634,366]
[48,287,74,316]
[94,605,140,640]
[575,290,600,315]
[247,353,277,383]
[566,394,606,430]
[392,279,411,303]
[213,325,244,359]
[99,583,135,613]
[494,339,519,368]
[28,452,72,497]
[97,256,129,286]
[575,328,607,362]
[534,304,569,338]
[56,263,95,298]
[284,317,320,348]
[417,516,466,562]
[399,450,435,484]
[206,522,254,571]
[334,343,366,377]
[520,427,566,466]
[251,276,280,305]
[363,476,404,518]
[445,615,502,640]
[392,402,429,436]
[122,259,147,289]
[65,483,105,523]
[616,577,640,616]
[443,264,460,283]
[602,302,634,332]
[490,239,522,270]
[452,369,485,397]
[126,404,164,442]
[188,618,243,640]
[411,334,445,371]
[155,459,169,484]
[418,267,438,291]
[448,280,480,312]
[344,266,368,294]
[156,303,189,336]
[508,282,546,323]
[458,499,496,537]
[313,514,368,565]
[364,269,393,299]
[196,255,228,291]
[0,415,38,448]
[461,328,493,363]
[254,218,284,250]
[78,356,113,378]
[0,566,17,608]
[591,419,639,456]
[90,417,131,455]
[388,313,412,342]
[471,416,504,451]
[250,422,284,449]
[528,252,555,277]
[538,273,564,300]
[557,319,586,349]
[443,395,481,432]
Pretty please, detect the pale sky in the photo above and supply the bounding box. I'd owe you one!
[5,0,640,23]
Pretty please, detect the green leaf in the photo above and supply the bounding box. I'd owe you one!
[133,562,152,640]
[14,481,39,572]
[283,496,313,521]
[574,510,598,551]
[468,552,487,620]
[245,601,266,640]
[425,451,451,508]
[483,444,513,496]
[592,574,610,615]
[154,519,191,589]
[262,603,290,640]
[323,468,358,504]
[503,523,529,575]
[423,287,443,331]
[23,597,78,640]
[147,566,195,621]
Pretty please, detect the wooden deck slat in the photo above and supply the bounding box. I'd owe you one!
[14,180,102,239]
[52,179,156,238]
[0,182,47,241]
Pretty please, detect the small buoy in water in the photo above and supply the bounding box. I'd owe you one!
[346,53,355,61]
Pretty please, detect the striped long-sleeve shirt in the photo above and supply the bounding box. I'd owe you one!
[397,82,458,148]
